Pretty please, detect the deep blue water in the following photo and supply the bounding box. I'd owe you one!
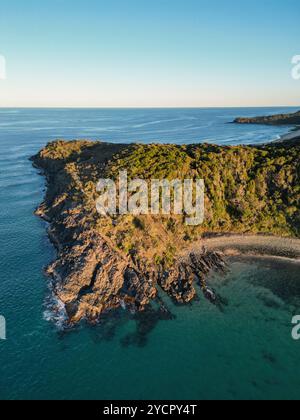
[0,107,300,400]
[0,107,298,145]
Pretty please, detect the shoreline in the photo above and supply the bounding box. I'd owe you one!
[191,235,300,261]
[31,139,300,324]
[276,128,300,143]
[233,108,300,145]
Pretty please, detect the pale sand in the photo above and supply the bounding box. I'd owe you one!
[189,235,300,261]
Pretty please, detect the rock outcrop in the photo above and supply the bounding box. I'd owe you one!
[31,141,227,326]
[31,137,299,326]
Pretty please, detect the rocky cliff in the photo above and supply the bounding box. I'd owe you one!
[31,138,299,325]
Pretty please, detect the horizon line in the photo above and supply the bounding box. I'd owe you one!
[0,105,299,110]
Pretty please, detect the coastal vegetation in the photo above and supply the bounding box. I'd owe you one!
[36,138,300,238]
[32,137,300,323]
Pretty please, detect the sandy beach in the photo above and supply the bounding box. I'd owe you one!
[199,235,300,260]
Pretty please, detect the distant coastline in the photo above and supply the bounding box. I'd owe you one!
[277,128,300,144]
[234,109,300,126]
[233,109,300,144]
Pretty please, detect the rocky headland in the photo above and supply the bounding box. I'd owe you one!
[234,109,300,126]
[31,136,300,325]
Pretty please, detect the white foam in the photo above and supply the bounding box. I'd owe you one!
[43,292,68,330]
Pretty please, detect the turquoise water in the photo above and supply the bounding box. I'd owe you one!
[0,107,300,400]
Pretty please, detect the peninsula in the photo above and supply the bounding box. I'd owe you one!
[31,135,300,325]
[234,109,300,126]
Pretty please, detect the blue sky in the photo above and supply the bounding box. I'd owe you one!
[0,0,299,107]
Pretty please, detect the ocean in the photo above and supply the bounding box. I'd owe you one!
[0,107,299,400]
